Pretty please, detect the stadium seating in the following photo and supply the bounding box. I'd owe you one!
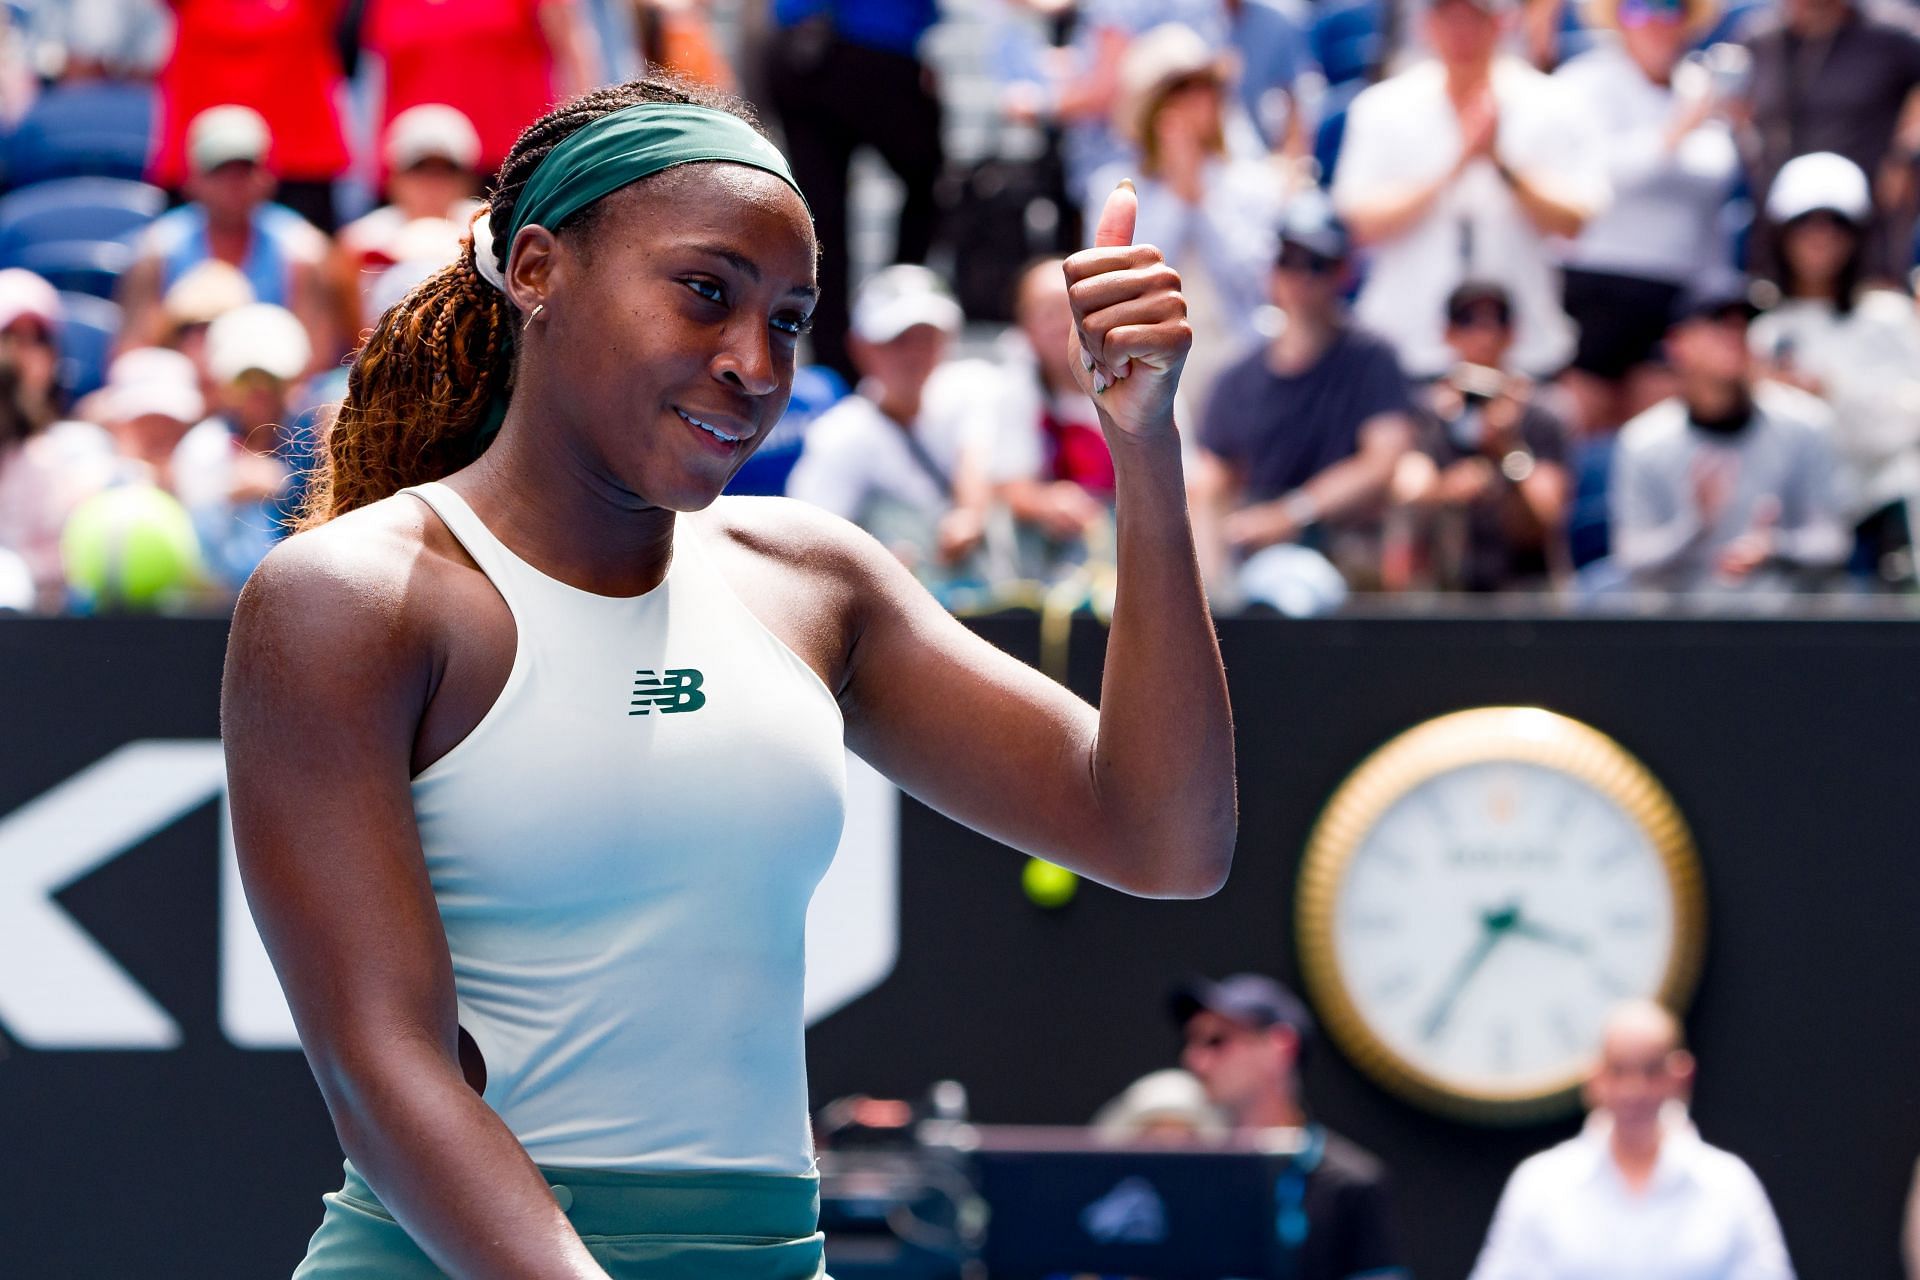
[2,81,156,189]
[56,291,122,401]
[17,240,135,301]
[0,176,164,267]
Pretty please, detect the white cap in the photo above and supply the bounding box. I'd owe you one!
[207,303,311,383]
[1115,23,1224,141]
[1091,1070,1229,1143]
[1237,543,1350,617]
[385,103,482,173]
[0,268,62,333]
[1767,151,1872,225]
[188,104,271,174]
[850,264,963,343]
[104,346,206,424]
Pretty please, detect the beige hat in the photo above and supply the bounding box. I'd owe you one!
[1115,24,1227,143]
[188,104,271,174]
[163,260,255,329]
[207,303,310,384]
[1091,1070,1229,1144]
[385,104,483,172]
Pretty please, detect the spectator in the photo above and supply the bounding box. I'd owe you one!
[1468,1000,1794,1280]
[1396,281,1572,591]
[158,260,257,401]
[1094,23,1284,419]
[1609,273,1849,595]
[785,266,1001,598]
[1751,151,1920,586]
[987,256,1115,583]
[0,358,115,611]
[1552,0,1742,436]
[95,347,208,491]
[151,0,350,232]
[1173,974,1408,1280]
[332,105,486,340]
[1740,0,1920,283]
[363,0,596,182]
[1331,0,1606,379]
[119,106,332,365]
[0,268,65,427]
[18,0,170,81]
[171,303,315,593]
[1090,1068,1228,1143]
[765,0,945,381]
[1189,195,1417,599]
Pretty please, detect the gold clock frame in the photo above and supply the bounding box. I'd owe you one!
[1295,707,1707,1125]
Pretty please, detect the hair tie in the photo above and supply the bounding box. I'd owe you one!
[469,207,508,292]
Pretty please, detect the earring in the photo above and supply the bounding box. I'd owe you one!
[522,303,546,333]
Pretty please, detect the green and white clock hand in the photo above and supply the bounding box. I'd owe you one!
[1420,902,1599,1043]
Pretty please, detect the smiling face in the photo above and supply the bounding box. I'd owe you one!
[507,161,818,511]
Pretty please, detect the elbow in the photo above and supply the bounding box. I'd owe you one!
[1111,812,1237,900]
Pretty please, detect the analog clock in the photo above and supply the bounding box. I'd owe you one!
[1296,707,1705,1123]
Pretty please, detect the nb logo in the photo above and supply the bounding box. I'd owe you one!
[630,668,707,715]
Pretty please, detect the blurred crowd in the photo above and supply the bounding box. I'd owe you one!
[5,0,1920,615]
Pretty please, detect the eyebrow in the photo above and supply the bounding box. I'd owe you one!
[688,242,819,299]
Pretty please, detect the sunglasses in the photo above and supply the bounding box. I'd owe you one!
[1276,246,1339,276]
[1447,305,1512,331]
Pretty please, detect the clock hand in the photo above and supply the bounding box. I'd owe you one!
[1507,912,1592,956]
[1419,903,1519,1043]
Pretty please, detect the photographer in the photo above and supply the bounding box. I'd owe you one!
[1395,282,1572,592]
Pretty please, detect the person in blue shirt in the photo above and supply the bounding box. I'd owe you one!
[764,0,945,381]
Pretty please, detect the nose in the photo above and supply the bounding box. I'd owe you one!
[713,318,778,398]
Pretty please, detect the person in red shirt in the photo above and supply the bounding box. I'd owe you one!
[363,0,597,181]
[153,0,351,233]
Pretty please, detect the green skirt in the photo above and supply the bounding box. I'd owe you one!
[292,1160,828,1279]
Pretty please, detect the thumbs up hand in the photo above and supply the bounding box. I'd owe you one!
[1063,180,1192,441]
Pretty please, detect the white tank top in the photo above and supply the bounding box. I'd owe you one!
[404,482,846,1173]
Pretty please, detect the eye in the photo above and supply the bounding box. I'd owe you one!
[771,310,814,338]
[683,277,725,305]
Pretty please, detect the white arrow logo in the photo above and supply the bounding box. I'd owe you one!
[0,740,225,1048]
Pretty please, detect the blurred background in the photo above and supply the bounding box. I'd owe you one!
[1,1,1919,1278]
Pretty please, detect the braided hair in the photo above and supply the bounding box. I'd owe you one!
[299,74,771,528]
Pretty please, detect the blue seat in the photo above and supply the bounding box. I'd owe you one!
[4,82,157,188]
[0,176,165,267]
[17,240,135,300]
[54,292,121,402]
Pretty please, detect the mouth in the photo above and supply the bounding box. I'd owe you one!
[674,406,751,453]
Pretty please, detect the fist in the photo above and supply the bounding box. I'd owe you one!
[1063,180,1193,440]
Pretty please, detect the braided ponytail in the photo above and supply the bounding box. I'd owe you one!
[299,73,770,528]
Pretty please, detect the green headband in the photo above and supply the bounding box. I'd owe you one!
[507,101,804,261]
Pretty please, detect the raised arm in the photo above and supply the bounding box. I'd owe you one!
[222,531,609,1280]
[839,184,1235,897]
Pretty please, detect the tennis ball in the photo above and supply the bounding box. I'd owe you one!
[1022,857,1078,908]
[61,485,204,611]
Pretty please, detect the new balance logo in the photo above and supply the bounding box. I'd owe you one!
[630,668,707,715]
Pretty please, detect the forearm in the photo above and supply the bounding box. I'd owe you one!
[1340,169,1458,246]
[1301,448,1398,523]
[1502,166,1589,238]
[321,1042,608,1280]
[1090,428,1235,896]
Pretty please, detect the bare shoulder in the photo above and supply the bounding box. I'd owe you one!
[225,494,473,715]
[697,494,905,609]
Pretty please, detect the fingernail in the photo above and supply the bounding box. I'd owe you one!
[1118,177,1136,193]
[1081,349,1095,373]
[1092,368,1110,394]
[1113,357,1131,379]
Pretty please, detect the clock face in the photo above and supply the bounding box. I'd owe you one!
[1297,709,1704,1122]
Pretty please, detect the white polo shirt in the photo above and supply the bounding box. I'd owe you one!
[1467,1111,1795,1280]
[1331,56,1608,378]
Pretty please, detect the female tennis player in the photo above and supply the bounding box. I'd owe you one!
[222,74,1233,1279]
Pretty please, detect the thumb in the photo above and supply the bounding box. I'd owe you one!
[1093,178,1137,248]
